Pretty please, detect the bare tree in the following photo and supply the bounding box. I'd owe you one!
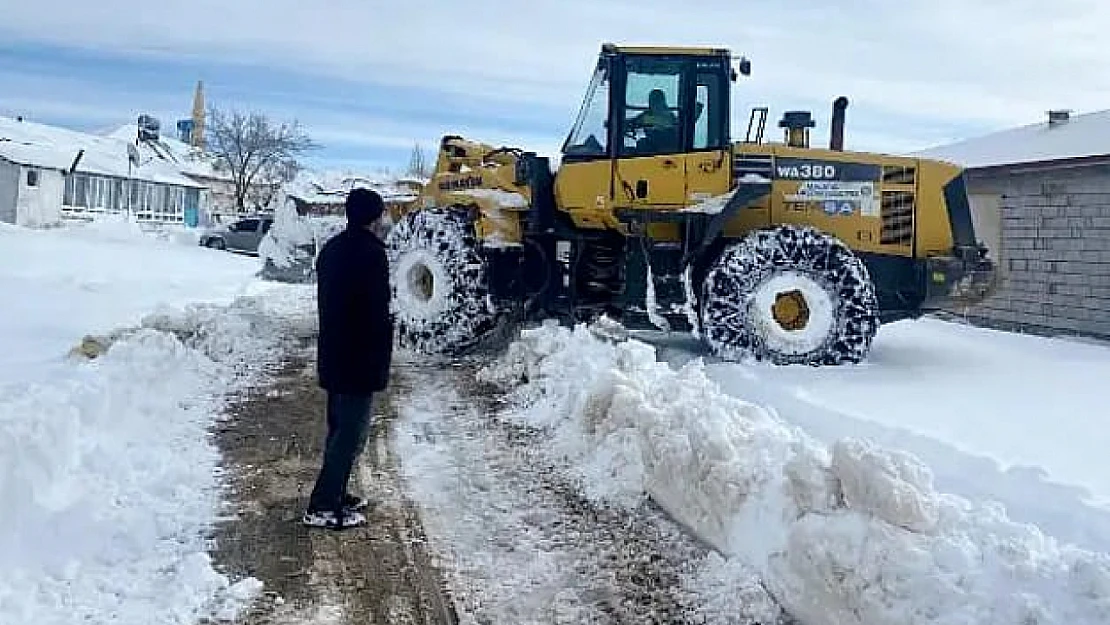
[206,106,318,212]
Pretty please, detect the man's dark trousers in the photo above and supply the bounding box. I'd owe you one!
[307,392,373,513]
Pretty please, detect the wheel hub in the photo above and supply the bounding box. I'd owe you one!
[408,263,434,303]
[772,289,810,331]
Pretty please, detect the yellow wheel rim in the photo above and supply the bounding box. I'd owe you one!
[771,289,810,331]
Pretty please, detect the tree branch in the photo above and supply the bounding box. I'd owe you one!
[205,106,319,212]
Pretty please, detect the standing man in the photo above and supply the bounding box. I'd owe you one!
[303,187,394,530]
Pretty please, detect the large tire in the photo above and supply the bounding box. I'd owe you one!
[385,207,503,355]
[699,224,879,365]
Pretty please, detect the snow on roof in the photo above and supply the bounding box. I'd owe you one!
[914,108,1110,169]
[284,169,421,204]
[102,124,227,181]
[0,116,205,188]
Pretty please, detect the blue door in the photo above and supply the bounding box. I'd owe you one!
[184,188,199,227]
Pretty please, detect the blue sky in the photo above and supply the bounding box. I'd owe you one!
[2,0,1109,174]
[0,41,574,172]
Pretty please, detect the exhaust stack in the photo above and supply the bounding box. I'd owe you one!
[829,96,849,151]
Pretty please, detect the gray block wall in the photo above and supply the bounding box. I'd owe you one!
[948,164,1110,339]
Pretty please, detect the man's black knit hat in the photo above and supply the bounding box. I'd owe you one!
[345,187,384,227]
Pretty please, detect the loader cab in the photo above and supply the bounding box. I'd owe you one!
[558,45,738,215]
[562,45,734,162]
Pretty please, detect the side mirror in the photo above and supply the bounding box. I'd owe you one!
[739,57,751,76]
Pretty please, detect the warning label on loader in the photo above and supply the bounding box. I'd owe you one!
[783,181,879,217]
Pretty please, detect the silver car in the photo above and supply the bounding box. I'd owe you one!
[199,216,274,255]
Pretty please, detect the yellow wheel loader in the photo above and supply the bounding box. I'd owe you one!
[385,43,997,365]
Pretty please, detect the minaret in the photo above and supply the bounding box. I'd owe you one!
[191,81,205,149]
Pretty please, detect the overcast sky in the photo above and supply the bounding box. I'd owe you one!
[2,0,1108,172]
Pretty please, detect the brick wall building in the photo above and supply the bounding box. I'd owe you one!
[917,109,1110,339]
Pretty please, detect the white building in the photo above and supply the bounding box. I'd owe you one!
[102,123,248,222]
[0,115,209,228]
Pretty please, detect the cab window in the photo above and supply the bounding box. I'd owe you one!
[621,56,683,157]
[693,67,727,151]
[563,62,610,159]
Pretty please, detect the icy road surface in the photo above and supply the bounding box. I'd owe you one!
[642,316,1110,554]
[391,353,785,625]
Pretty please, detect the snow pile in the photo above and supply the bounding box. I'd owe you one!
[58,211,203,247]
[0,285,315,624]
[690,316,1110,554]
[479,321,1110,625]
[70,210,149,239]
[0,219,260,387]
[258,188,397,283]
[1,215,314,623]
[257,193,343,282]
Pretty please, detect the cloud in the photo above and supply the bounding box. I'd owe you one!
[3,0,1109,161]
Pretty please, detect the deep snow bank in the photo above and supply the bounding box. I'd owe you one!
[694,316,1110,551]
[0,284,315,624]
[478,321,1110,625]
[0,217,259,386]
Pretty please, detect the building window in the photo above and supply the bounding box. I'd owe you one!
[114,179,126,211]
[63,175,75,205]
[26,169,39,187]
[74,175,88,208]
[57,173,188,224]
[92,177,107,210]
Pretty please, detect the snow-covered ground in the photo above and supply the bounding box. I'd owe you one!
[480,320,1110,625]
[643,318,1110,556]
[0,216,315,623]
[6,207,1110,624]
[0,216,260,385]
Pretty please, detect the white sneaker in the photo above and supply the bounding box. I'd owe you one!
[302,508,367,530]
[342,493,370,512]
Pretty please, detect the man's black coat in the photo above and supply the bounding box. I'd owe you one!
[315,226,394,394]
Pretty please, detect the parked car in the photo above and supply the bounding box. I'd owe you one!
[199,216,274,255]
